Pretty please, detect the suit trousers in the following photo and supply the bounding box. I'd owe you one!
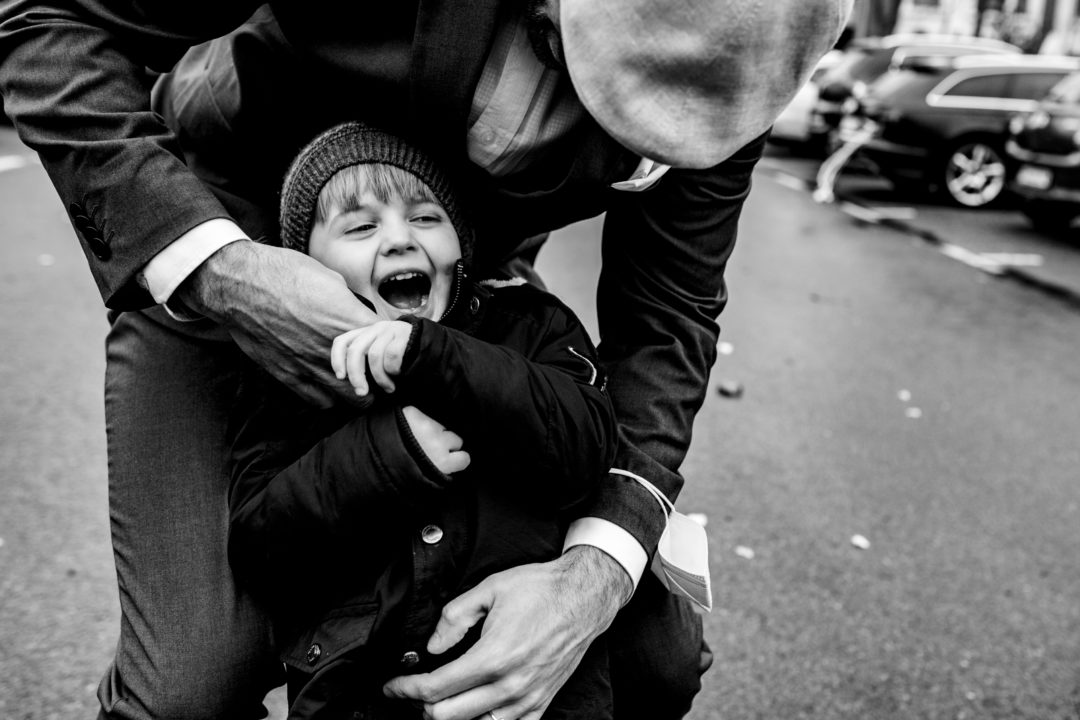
[95,306,710,720]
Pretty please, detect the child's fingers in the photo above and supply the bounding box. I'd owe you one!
[367,332,397,393]
[331,329,367,379]
[442,430,464,451]
[345,332,379,396]
[443,449,471,474]
[381,325,409,377]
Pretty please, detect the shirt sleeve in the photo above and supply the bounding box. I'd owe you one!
[563,516,649,593]
[139,218,249,304]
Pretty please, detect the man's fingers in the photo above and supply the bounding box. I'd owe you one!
[426,583,494,656]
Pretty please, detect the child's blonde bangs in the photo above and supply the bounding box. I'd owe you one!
[315,163,439,225]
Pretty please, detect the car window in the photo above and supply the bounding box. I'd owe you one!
[943,73,1009,98]
[1046,72,1080,104]
[870,68,944,103]
[1008,72,1071,101]
[835,48,896,82]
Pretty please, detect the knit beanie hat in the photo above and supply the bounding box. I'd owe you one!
[279,122,474,267]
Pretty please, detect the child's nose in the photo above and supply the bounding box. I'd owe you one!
[381,220,418,254]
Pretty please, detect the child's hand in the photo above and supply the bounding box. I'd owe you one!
[331,321,413,396]
[401,406,471,475]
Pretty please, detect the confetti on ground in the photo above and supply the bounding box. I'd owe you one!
[850,534,871,550]
[718,341,734,355]
[734,545,755,560]
[37,254,55,266]
[897,389,912,402]
[716,380,744,399]
[905,407,923,419]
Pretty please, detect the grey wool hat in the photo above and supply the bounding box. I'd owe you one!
[279,122,473,266]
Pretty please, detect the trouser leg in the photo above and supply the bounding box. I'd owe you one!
[96,308,284,720]
[608,574,712,720]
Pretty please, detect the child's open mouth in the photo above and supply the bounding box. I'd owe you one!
[378,271,432,311]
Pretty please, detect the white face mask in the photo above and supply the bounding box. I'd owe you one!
[610,469,713,612]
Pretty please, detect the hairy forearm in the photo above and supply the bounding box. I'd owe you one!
[560,545,634,615]
[176,239,266,321]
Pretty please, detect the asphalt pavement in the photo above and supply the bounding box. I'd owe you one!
[2,130,1080,719]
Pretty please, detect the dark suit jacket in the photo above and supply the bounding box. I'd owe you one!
[0,0,766,559]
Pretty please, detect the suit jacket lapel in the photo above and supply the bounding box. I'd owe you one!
[410,0,501,164]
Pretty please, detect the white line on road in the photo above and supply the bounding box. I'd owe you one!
[939,243,1005,275]
[0,154,39,173]
[770,172,810,193]
[839,202,882,224]
[760,169,1051,280]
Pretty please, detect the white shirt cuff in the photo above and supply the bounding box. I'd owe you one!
[563,517,648,596]
[138,218,249,315]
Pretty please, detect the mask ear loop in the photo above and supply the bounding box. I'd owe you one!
[609,468,672,522]
[610,469,714,612]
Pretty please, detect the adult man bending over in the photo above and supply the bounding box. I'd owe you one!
[0,1,850,718]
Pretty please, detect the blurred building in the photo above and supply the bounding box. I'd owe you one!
[854,0,1080,53]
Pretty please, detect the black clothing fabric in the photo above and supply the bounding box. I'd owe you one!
[227,276,616,718]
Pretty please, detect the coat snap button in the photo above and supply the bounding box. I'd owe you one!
[88,235,111,261]
[421,525,443,544]
[305,642,322,665]
[469,296,480,314]
[401,650,420,667]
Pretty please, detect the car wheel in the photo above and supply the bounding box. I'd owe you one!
[941,140,1007,208]
[1023,200,1078,234]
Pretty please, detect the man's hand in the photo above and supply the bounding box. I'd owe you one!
[401,405,470,475]
[177,240,377,407]
[330,320,413,396]
[383,546,633,720]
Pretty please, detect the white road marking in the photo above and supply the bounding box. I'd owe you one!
[759,158,1078,306]
[771,172,810,192]
[980,253,1044,268]
[939,243,1005,275]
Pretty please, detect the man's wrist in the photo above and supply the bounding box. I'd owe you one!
[563,516,648,597]
[174,239,256,321]
[561,545,634,609]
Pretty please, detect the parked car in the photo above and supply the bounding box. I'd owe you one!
[1006,71,1080,232]
[770,50,845,149]
[839,54,1080,208]
[810,34,1021,147]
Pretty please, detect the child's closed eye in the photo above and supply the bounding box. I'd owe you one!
[345,222,377,235]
